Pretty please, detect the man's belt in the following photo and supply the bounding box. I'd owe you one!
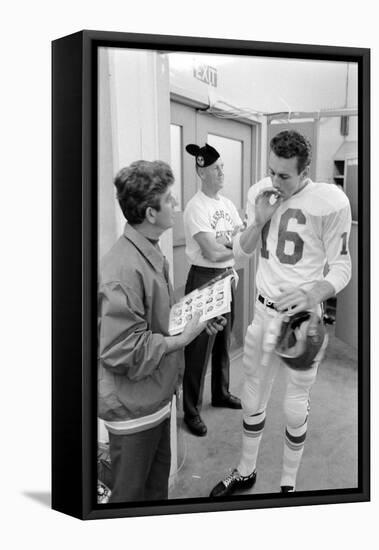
[258,294,277,310]
[192,265,232,272]
[258,294,300,314]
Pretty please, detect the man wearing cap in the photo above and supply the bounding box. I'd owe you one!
[182,143,243,437]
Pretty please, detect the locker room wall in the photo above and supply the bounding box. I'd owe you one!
[98,47,173,270]
[97,48,174,445]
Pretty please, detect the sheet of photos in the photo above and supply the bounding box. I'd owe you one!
[169,275,233,335]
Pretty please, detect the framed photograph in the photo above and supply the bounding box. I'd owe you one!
[52,30,370,520]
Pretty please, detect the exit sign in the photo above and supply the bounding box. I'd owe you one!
[193,64,218,87]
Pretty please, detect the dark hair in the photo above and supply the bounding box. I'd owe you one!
[270,130,312,173]
[114,160,174,224]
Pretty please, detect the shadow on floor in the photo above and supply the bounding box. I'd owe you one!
[169,327,358,500]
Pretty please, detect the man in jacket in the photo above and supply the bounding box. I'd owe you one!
[98,160,225,503]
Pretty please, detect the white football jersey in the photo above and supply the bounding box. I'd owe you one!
[244,177,352,300]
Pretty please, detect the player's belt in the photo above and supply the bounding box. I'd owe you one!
[258,294,277,310]
[258,294,295,314]
[192,265,232,273]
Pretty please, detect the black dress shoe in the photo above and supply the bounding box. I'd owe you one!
[281,485,295,493]
[184,415,207,436]
[210,468,257,498]
[211,394,242,409]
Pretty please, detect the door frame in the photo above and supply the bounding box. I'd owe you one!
[170,92,262,347]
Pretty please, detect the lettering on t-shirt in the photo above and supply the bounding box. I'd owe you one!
[210,208,237,242]
[210,209,235,229]
[216,229,233,240]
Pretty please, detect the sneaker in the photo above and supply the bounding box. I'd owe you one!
[281,485,295,493]
[209,468,257,498]
[184,415,207,436]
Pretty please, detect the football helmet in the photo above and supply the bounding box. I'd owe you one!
[275,310,327,370]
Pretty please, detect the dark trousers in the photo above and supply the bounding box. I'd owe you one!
[108,418,171,503]
[183,265,235,419]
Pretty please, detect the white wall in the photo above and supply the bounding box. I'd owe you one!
[169,53,355,114]
[347,62,358,107]
[316,117,346,182]
[346,63,359,142]
[98,48,174,444]
[169,53,358,185]
[98,48,173,268]
[98,48,119,259]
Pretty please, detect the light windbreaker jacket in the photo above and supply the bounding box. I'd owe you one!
[98,223,183,432]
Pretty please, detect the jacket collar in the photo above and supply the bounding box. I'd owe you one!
[123,223,165,272]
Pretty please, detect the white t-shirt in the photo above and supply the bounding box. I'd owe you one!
[235,177,352,299]
[183,190,243,268]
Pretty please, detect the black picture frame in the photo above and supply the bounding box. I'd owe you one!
[52,30,370,520]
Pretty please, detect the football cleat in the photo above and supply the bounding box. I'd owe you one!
[281,485,295,493]
[209,468,257,498]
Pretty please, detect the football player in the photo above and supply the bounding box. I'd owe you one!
[210,130,352,497]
